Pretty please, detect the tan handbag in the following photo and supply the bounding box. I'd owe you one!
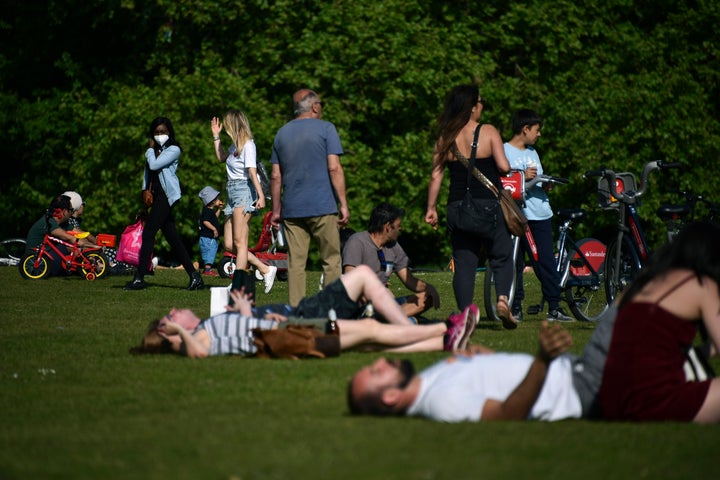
[251,324,340,359]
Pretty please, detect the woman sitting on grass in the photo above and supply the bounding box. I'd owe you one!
[599,221,720,423]
[130,265,478,358]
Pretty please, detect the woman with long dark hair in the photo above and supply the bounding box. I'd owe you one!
[599,222,720,423]
[125,117,203,291]
[425,85,516,328]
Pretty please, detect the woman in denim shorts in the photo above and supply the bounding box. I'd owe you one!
[210,110,269,283]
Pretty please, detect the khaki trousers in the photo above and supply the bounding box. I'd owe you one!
[283,215,341,306]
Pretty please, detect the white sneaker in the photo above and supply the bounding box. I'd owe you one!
[263,265,277,293]
[255,268,264,281]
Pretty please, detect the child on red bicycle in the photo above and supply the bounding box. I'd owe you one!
[24,194,89,276]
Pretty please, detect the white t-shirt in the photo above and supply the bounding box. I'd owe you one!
[406,353,582,422]
[226,140,257,181]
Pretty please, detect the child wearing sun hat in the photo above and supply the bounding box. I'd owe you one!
[198,186,224,276]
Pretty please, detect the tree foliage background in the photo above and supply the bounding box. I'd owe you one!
[1,0,718,267]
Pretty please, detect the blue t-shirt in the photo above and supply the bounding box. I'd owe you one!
[270,118,344,218]
[504,143,553,221]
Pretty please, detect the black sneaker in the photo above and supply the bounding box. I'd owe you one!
[511,305,523,322]
[124,278,146,290]
[547,307,574,322]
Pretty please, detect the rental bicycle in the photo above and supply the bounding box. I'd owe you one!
[20,232,109,280]
[585,160,680,303]
[0,238,26,267]
[484,173,609,322]
[657,189,719,242]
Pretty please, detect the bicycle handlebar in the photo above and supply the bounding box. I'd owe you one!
[524,173,569,190]
[669,188,720,215]
[584,160,681,204]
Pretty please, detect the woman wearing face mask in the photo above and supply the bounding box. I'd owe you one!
[125,117,203,291]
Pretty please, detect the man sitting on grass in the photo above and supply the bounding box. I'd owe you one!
[347,306,618,422]
[130,265,478,358]
[343,203,440,322]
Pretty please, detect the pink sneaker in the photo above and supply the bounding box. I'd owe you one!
[444,305,478,351]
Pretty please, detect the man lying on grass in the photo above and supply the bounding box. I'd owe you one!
[347,306,618,422]
[130,265,478,357]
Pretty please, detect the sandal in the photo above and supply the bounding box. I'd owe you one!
[496,298,518,330]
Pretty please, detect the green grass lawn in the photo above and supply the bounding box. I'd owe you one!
[0,266,717,479]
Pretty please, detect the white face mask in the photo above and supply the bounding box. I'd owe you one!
[154,134,169,146]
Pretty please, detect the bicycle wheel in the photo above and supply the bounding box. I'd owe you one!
[20,252,50,279]
[0,238,26,266]
[218,255,235,278]
[605,234,641,303]
[562,238,609,322]
[82,252,108,279]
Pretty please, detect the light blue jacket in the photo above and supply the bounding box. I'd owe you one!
[144,145,182,206]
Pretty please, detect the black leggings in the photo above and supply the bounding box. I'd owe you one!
[137,189,195,278]
[450,203,513,310]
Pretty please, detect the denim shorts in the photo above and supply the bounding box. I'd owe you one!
[224,179,258,216]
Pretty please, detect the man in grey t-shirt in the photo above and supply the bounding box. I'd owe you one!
[342,203,440,322]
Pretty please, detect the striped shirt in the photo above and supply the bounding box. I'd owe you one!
[196,313,278,356]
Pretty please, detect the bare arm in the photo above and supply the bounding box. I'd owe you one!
[202,220,219,238]
[50,226,90,246]
[227,288,254,316]
[211,117,230,162]
[270,163,282,227]
[486,125,511,174]
[481,321,573,420]
[163,321,210,358]
[699,278,720,354]
[425,141,446,230]
[247,167,265,209]
[328,154,350,227]
[395,268,439,309]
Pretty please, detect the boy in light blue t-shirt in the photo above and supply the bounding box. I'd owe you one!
[504,109,573,322]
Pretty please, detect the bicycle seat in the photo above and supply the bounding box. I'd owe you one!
[657,204,691,221]
[556,208,586,221]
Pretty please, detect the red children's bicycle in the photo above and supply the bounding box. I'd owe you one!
[20,232,109,280]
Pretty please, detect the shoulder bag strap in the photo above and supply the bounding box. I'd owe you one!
[456,125,500,199]
[464,124,481,191]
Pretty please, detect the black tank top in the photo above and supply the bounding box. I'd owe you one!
[447,150,503,203]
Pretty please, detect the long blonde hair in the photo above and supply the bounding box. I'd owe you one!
[223,109,253,148]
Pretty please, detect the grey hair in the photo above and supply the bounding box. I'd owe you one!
[293,91,319,117]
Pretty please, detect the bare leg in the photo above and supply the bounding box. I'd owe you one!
[232,208,252,271]
[336,318,446,350]
[248,251,270,276]
[340,265,413,325]
[223,217,233,253]
[382,338,442,353]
